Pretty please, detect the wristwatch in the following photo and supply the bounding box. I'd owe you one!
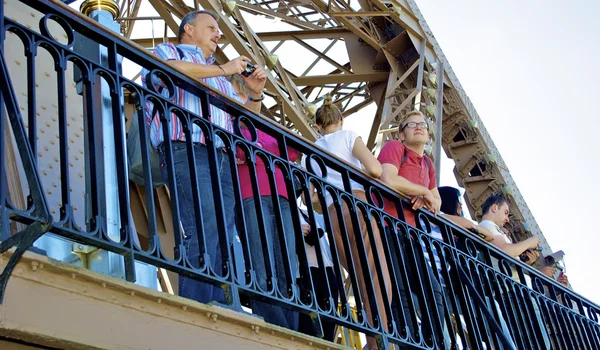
[248,93,265,102]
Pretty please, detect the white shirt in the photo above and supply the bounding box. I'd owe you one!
[304,130,363,208]
[479,219,511,244]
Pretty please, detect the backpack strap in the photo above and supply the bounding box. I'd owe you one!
[399,142,431,171]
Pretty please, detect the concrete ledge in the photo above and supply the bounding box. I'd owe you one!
[0,249,347,350]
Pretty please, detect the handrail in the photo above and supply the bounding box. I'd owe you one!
[1,1,599,349]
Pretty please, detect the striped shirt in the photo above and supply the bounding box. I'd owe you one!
[141,43,243,148]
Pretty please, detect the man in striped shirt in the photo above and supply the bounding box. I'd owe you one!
[141,10,266,305]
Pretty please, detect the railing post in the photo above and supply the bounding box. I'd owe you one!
[73,0,123,280]
[74,0,155,289]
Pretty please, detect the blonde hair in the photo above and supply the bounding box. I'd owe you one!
[315,95,342,128]
[399,110,427,129]
[228,74,250,97]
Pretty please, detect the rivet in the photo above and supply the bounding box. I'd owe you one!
[30,261,38,271]
[211,313,218,322]
[101,282,107,288]
[129,291,135,296]
[157,299,162,304]
[182,305,187,311]
[71,273,76,279]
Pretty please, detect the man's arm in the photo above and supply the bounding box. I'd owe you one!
[380,163,432,197]
[491,236,540,257]
[441,214,495,241]
[166,56,250,79]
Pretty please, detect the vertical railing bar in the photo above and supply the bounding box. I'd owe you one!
[133,90,159,255]
[247,149,276,293]
[266,158,295,300]
[56,49,72,225]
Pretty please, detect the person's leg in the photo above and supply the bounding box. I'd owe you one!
[329,191,390,349]
[386,227,417,341]
[322,266,340,341]
[245,196,295,329]
[160,143,226,304]
[277,198,299,331]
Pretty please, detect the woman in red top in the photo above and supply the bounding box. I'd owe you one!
[236,126,300,331]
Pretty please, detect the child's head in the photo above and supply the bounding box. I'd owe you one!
[315,95,342,129]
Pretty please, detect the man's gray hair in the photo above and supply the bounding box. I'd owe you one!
[178,10,219,43]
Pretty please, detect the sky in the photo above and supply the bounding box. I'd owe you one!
[67,0,600,304]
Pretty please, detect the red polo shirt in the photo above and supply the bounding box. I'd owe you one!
[377,141,437,226]
[236,128,299,201]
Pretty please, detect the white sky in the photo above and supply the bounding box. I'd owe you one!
[70,0,599,304]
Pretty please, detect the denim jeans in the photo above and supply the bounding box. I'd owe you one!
[159,142,236,304]
[243,196,298,331]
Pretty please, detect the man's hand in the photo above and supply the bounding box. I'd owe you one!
[521,249,540,266]
[301,223,311,237]
[242,65,267,96]
[423,190,440,215]
[220,56,251,75]
[410,196,427,210]
[525,237,541,250]
[557,272,569,286]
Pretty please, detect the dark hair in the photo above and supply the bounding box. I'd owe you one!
[438,186,461,216]
[178,10,219,43]
[482,194,509,216]
[315,95,342,129]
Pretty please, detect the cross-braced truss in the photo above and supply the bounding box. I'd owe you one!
[107,0,550,250]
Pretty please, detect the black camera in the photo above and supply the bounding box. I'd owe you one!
[241,62,256,77]
[519,245,544,263]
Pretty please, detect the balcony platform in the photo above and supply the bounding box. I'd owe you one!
[0,249,345,350]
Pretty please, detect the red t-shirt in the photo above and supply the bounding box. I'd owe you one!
[236,128,299,201]
[377,140,437,226]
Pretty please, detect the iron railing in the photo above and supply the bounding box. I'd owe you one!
[0,1,599,349]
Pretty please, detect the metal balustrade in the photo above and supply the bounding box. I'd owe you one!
[0,1,599,349]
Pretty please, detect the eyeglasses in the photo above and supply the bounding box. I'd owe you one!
[401,122,428,131]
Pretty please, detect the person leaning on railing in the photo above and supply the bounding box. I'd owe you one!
[304,95,387,350]
[377,110,446,343]
[478,195,540,258]
[140,10,267,305]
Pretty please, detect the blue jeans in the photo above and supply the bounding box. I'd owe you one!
[243,196,299,331]
[159,142,236,304]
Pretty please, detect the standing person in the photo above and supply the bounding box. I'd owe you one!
[306,96,387,349]
[141,10,267,304]
[235,125,300,330]
[378,111,440,225]
[378,111,446,346]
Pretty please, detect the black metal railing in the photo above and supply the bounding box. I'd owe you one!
[1,1,599,349]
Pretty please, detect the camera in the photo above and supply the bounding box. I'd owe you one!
[241,62,256,77]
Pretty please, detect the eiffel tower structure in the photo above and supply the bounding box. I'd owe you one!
[76,0,549,251]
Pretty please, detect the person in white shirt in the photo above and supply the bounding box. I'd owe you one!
[478,195,540,257]
[305,95,387,349]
